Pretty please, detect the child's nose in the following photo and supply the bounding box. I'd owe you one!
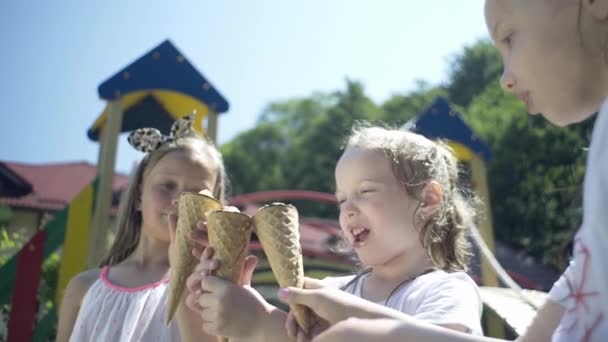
[341,200,357,217]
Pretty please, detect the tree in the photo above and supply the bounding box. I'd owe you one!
[446,40,503,108]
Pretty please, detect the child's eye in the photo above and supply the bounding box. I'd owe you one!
[360,189,375,194]
[501,32,513,46]
[159,182,176,191]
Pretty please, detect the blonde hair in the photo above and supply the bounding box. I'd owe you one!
[345,124,477,272]
[99,136,227,267]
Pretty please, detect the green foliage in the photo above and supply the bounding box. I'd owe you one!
[0,228,27,265]
[446,39,503,108]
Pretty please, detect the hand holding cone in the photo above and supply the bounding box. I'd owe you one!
[166,191,222,325]
[253,203,311,334]
[206,210,252,342]
[206,210,252,283]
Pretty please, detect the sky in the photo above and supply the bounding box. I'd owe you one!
[0,1,489,174]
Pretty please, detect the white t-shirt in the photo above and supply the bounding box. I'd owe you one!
[548,99,608,341]
[323,270,483,335]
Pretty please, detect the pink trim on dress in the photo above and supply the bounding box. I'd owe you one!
[101,266,169,293]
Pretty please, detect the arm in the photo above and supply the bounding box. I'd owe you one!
[314,317,506,342]
[230,299,292,342]
[55,269,99,342]
[316,302,564,342]
[516,298,564,342]
[283,285,564,342]
[279,285,417,323]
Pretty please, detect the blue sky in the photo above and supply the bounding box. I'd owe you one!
[0,1,489,173]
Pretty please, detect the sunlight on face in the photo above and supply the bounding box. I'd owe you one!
[139,149,217,242]
[484,0,605,125]
[335,147,426,267]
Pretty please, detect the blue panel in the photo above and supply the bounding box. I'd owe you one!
[409,97,492,161]
[86,95,173,141]
[97,40,229,113]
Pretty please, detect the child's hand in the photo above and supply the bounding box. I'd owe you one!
[184,247,217,314]
[283,278,331,341]
[198,259,267,339]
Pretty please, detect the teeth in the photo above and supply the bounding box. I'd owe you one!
[350,226,368,236]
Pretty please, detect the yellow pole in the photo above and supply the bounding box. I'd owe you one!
[87,100,123,267]
[470,154,504,337]
[207,111,218,144]
[56,184,94,305]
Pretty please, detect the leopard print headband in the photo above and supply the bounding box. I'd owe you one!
[127,112,198,153]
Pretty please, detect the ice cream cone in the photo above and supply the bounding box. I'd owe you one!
[165,191,222,324]
[253,203,311,334]
[206,209,252,342]
[206,210,252,282]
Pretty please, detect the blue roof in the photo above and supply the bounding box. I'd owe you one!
[97,39,229,113]
[407,97,492,161]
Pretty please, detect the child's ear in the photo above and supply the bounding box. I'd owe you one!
[419,181,443,217]
[586,0,608,20]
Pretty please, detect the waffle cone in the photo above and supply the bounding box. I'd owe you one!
[253,203,311,333]
[166,191,222,324]
[206,210,252,283]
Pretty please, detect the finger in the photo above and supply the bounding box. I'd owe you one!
[186,272,203,293]
[296,330,310,342]
[201,274,230,293]
[198,291,218,310]
[239,255,258,286]
[185,291,203,314]
[193,246,215,266]
[190,227,208,241]
[196,220,208,233]
[192,247,203,260]
[277,287,317,307]
[203,246,215,258]
[199,258,220,274]
[303,277,326,290]
[285,311,298,339]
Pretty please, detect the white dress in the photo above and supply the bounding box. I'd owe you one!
[70,266,180,341]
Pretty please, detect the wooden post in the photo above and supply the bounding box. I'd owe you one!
[470,154,504,338]
[87,100,123,267]
[206,111,218,144]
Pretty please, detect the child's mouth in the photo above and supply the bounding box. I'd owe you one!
[351,226,370,248]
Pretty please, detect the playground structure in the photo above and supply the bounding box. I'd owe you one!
[0,41,545,341]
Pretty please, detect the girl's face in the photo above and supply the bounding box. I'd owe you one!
[139,149,217,243]
[485,0,608,126]
[335,147,427,268]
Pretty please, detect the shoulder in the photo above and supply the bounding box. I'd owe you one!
[409,271,483,335]
[411,271,481,309]
[417,271,478,290]
[65,268,103,301]
[56,268,103,341]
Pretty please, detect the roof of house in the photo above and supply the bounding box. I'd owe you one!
[0,161,129,211]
